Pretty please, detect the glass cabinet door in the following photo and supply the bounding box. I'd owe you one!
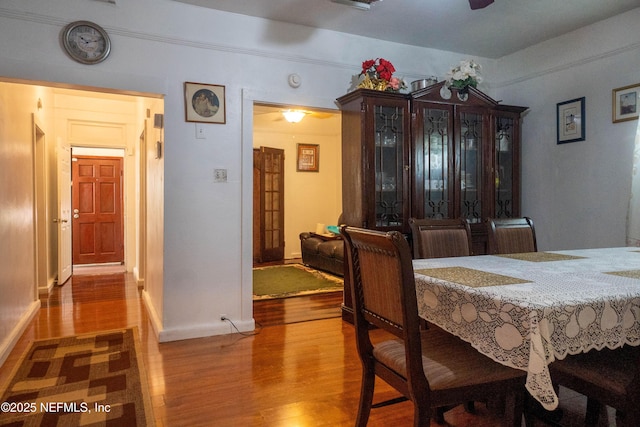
[494,115,517,217]
[457,109,484,223]
[373,104,406,229]
[419,106,451,218]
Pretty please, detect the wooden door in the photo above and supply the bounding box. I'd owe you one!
[57,141,73,284]
[72,156,124,265]
[254,147,285,263]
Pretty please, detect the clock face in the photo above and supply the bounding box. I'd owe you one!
[62,21,111,64]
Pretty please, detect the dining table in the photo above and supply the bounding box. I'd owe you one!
[412,247,640,410]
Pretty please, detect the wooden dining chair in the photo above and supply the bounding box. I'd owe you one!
[549,346,640,426]
[487,217,537,254]
[409,217,473,259]
[340,226,526,427]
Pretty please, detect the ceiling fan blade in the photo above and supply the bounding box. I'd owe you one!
[469,0,494,10]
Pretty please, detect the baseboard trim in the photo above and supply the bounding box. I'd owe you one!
[141,289,162,340]
[38,279,55,296]
[0,300,40,367]
[158,319,256,343]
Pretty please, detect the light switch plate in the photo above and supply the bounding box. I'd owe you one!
[195,124,206,139]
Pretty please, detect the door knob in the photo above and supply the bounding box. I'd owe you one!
[73,214,79,219]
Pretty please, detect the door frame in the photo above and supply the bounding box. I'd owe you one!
[242,89,339,321]
[71,147,126,268]
[32,115,51,295]
[71,154,125,265]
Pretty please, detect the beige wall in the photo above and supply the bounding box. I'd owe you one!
[0,82,48,364]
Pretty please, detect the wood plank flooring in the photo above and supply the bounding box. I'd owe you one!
[0,272,616,426]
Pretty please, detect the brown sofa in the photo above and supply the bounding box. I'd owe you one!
[299,232,344,277]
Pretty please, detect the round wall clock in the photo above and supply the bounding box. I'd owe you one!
[61,21,111,65]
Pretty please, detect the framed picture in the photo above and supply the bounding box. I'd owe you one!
[557,97,585,144]
[296,144,319,172]
[612,83,640,123]
[184,82,226,124]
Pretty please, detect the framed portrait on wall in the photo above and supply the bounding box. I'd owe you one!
[296,144,319,172]
[184,82,226,124]
[612,83,640,123]
[557,97,585,144]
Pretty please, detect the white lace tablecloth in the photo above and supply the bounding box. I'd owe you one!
[413,247,640,410]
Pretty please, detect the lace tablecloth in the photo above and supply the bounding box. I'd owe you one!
[413,247,640,410]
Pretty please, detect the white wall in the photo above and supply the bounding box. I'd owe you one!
[494,8,640,250]
[0,0,637,348]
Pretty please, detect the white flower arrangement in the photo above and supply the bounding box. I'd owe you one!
[446,59,483,90]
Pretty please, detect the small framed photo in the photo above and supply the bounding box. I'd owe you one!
[557,97,585,144]
[184,82,226,124]
[296,144,319,172]
[612,83,640,123]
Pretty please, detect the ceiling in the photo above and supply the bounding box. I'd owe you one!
[253,104,340,132]
[173,0,638,58]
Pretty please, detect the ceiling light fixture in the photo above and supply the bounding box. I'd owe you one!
[282,110,306,123]
[330,0,378,11]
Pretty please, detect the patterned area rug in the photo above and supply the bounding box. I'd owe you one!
[253,264,343,300]
[0,328,154,426]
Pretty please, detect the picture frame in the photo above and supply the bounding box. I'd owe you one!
[296,143,319,172]
[184,82,226,124]
[612,83,640,123]
[557,97,585,144]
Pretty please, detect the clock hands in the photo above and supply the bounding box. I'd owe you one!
[63,21,110,64]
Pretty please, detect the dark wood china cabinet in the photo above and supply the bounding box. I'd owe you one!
[337,82,527,321]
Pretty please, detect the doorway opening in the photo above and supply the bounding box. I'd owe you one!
[71,150,125,269]
[10,78,164,295]
[251,102,344,324]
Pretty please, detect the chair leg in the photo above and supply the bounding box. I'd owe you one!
[584,398,602,426]
[355,368,375,427]
[504,390,525,427]
[413,404,431,427]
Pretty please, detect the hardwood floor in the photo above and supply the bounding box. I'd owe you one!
[0,272,616,426]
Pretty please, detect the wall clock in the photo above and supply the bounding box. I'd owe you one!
[61,21,111,65]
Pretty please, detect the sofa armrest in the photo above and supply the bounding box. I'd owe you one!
[300,231,341,242]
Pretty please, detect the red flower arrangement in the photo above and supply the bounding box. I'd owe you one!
[358,58,405,92]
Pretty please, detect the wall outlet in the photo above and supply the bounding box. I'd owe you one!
[220,314,228,321]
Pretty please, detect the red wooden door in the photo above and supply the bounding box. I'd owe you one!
[72,156,124,265]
